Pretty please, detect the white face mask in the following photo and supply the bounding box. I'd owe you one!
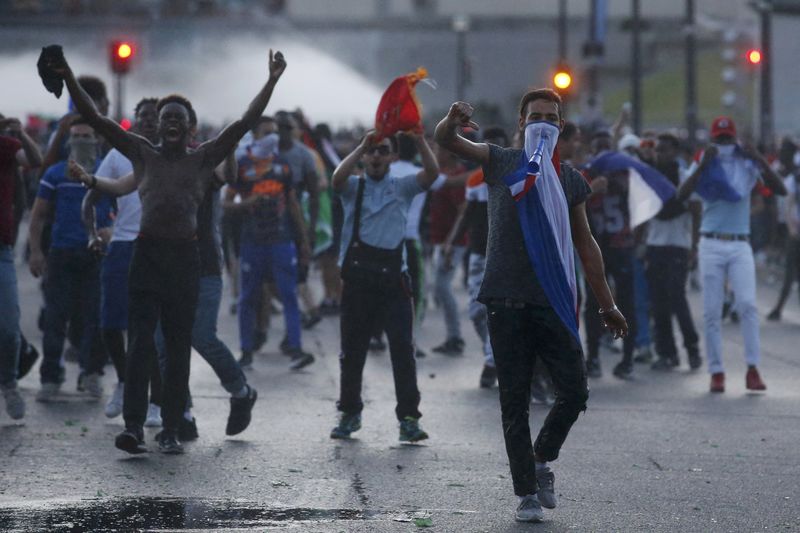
[524,121,560,174]
[714,144,736,158]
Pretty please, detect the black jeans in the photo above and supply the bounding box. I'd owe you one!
[488,304,589,496]
[39,247,104,384]
[123,238,199,433]
[645,246,699,360]
[584,247,637,365]
[338,274,421,421]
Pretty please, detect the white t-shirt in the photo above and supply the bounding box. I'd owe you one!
[390,159,446,240]
[95,148,141,242]
[646,168,694,249]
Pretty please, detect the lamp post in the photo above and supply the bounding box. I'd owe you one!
[452,14,470,102]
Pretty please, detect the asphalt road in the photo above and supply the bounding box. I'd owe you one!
[1,239,799,532]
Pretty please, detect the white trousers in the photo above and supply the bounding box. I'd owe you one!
[698,237,760,374]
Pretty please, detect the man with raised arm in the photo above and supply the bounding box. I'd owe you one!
[329,130,438,443]
[434,89,628,523]
[43,47,287,455]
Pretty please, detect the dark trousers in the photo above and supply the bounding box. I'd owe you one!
[488,304,589,496]
[123,238,199,433]
[39,247,103,384]
[584,247,637,365]
[645,246,699,360]
[338,275,421,421]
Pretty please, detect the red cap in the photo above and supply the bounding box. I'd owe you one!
[710,116,737,139]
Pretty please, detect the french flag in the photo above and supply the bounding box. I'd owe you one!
[502,122,580,343]
[588,151,677,227]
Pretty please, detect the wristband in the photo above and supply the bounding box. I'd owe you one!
[598,304,618,316]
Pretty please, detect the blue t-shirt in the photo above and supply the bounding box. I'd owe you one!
[689,156,761,236]
[37,161,111,249]
[338,172,424,268]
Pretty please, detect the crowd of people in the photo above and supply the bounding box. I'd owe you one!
[1,46,799,523]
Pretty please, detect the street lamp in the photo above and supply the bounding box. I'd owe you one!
[452,14,470,102]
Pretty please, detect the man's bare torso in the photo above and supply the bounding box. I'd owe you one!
[133,141,216,240]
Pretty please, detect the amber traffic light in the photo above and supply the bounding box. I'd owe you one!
[110,41,135,74]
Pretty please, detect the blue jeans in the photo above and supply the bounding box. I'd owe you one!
[156,275,246,395]
[0,246,20,388]
[40,247,103,384]
[238,241,300,352]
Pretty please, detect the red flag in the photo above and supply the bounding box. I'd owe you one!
[374,67,428,141]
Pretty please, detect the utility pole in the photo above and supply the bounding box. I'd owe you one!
[452,15,470,102]
[631,0,642,134]
[558,0,567,62]
[685,0,698,146]
[758,2,774,148]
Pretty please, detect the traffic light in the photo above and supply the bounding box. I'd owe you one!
[746,48,762,65]
[552,65,573,96]
[110,41,135,74]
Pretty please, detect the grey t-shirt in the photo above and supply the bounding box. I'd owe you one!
[280,141,318,191]
[478,144,591,306]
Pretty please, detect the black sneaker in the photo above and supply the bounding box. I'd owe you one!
[178,417,199,442]
[280,336,292,355]
[431,337,464,356]
[369,336,387,353]
[17,336,39,380]
[287,348,315,370]
[586,357,602,378]
[688,350,702,370]
[479,365,497,389]
[226,386,258,436]
[766,309,781,322]
[156,430,184,454]
[414,346,427,359]
[115,427,147,454]
[612,362,634,380]
[238,351,254,370]
[651,357,674,371]
[302,312,322,330]
[76,371,86,392]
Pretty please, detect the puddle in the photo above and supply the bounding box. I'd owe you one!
[0,498,404,532]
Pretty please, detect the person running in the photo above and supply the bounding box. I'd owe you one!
[224,132,314,371]
[676,117,786,393]
[434,90,628,523]
[28,118,111,402]
[0,116,42,421]
[329,130,439,442]
[442,126,510,388]
[82,98,163,423]
[47,47,287,454]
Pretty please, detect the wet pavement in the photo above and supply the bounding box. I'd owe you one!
[2,244,800,532]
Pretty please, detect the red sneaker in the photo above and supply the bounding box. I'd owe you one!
[710,372,725,393]
[746,367,767,391]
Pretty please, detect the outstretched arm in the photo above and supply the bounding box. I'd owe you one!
[0,118,43,168]
[413,133,439,189]
[45,53,141,161]
[67,160,137,197]
[204,50,287,167]
[332,131,374,194]
[433,102,490,165]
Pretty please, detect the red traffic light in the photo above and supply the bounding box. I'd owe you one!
[747,48,762,65]
[110,40,135,74]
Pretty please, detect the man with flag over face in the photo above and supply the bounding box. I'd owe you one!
[676,117,786,394]
[434,89,628,523]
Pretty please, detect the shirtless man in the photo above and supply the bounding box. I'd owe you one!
[43,47,287,454]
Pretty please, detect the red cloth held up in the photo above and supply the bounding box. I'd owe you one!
[374,67,428,141]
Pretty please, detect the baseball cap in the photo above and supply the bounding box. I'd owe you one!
[710,116,737,139]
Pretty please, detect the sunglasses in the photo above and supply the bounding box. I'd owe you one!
[365,145,391,156]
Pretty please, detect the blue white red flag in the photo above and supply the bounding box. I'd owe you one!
[588,151,677,227]
[502,122,580,343]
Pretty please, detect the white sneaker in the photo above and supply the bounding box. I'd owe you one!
[104,382,124,418]
[2,386,25,420]
[144,403,162,427]
[36,383,61,403]
[515,494,544,523]
[84,373,104,399]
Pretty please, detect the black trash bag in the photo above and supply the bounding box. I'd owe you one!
[37,44,65,98]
